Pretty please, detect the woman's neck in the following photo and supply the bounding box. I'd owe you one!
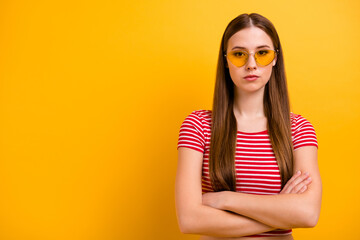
[233,88,265,119]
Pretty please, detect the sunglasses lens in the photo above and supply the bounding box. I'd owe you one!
[226,49,276,67]
[255,50,275,66]
[227,50,248,67]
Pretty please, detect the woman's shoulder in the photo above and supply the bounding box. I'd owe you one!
[189,109,212,122]
[189,109,212,119]
[183,109,212,128]
[290,112,316,131]
[290,112,318,149]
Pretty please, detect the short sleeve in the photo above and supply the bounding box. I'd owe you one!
[293,115,318,150]
[177,111,205,153]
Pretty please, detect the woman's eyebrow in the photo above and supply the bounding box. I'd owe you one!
[231,45,270,50]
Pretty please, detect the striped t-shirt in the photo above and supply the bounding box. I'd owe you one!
[177,109,318,237]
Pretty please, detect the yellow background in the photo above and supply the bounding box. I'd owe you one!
[0,0,359,239]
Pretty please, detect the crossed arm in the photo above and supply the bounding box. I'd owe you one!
[175,146,322,237]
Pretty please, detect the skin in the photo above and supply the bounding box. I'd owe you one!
[227,27,276,132]
[175,26,322,240]
[227,27,276,97]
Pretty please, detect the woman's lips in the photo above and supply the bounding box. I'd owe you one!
[244,75,259,81]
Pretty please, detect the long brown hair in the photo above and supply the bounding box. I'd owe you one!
[209,13,293,191]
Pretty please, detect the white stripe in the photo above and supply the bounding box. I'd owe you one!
[294,143,318,149]
[240,182,281,187]
[236,164,279,168]
[235,169,280,173]
[236,137,270,141]
[293,135,316,142]
[236,147,273,150]
[235,150,275,155]
[202,164,279,168]
[294,139,317,144]
[179,126,199,134]
[239,186,280,191]
[186,115,202,128]
[180,125,199,132]
[183,117,205,139]
[238,178,281,182]
[177,144,203,152]
[295,128,315,133]
[200,173,281,181]
[237,136,269,139]
[202,167,279,173]
[235,156,276,159]
[235,142,272,146]
[235,160,277,163]
[295,127,315,135]
[179,134,201,142]
[236,173,280,177]
[178,139,202,147]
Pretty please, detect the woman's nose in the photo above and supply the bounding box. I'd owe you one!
[245,54,257,70]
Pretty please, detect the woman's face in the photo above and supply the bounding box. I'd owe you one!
[226,27,277,95]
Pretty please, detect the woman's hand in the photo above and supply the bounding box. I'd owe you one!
[202,171,312,210]
[280,170,312,194]
[202,191,226,210]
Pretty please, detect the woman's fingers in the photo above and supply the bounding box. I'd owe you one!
[280,171,312,194]
[289,173,311,193]
[298,185,307,194]
[281,170,301,193]
[291,176,312,193]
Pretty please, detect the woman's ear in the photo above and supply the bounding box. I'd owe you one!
[273,51,278,66]
[272,56,277,66]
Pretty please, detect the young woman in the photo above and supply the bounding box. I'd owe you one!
[175,13,322,240]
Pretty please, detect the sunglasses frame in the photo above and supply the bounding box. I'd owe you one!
[224,48,279,67]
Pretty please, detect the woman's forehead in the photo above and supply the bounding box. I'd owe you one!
[227,27,274,50]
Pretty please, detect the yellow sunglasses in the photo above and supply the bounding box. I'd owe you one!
[225,49,278,67]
